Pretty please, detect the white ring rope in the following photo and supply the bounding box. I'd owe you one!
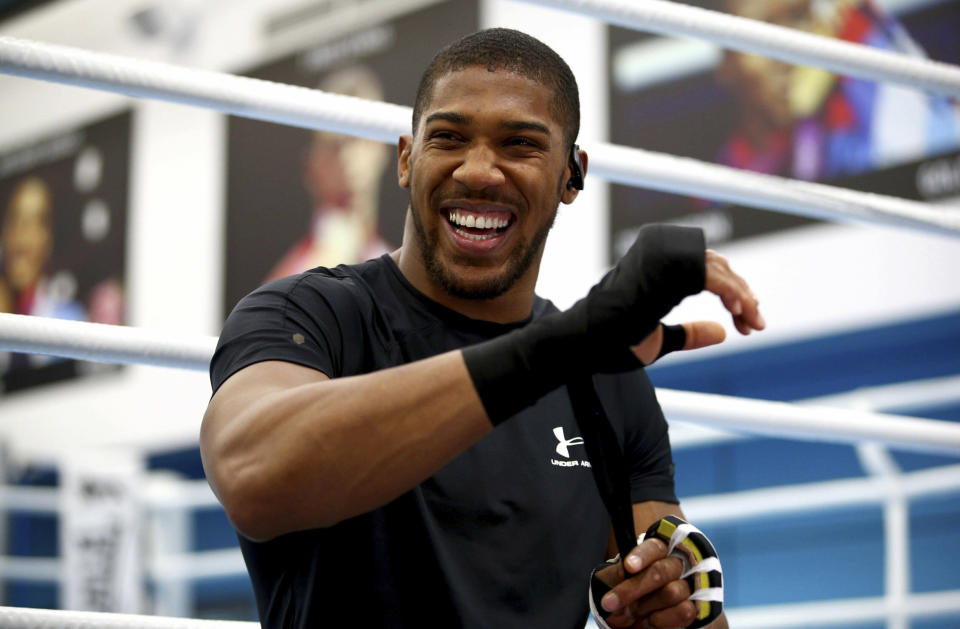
[0,313,216,371]
[1,36,958,237]
[1,312,959,457]
[521,0,960,98]
[656,388,960,457]
[0,606,256,629]
[589,142,960,235]
[0,36,409,145]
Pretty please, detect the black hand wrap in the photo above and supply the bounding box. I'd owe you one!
[462,224,705,424]
[657,323,687,361]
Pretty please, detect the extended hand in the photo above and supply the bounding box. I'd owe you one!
[631,250,764,365]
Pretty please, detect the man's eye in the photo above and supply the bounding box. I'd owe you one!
[505,137,545,153]
[430,131,459,142]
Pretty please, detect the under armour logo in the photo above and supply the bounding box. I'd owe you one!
[553,426,584,458]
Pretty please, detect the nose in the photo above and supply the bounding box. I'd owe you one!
[452,144,505,190]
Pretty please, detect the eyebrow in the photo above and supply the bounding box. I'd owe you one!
[424,111,553,137]
[424,111,468,127]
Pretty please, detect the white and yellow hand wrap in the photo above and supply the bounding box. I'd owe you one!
[589,515,723,629]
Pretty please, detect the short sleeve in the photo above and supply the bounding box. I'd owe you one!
[210,273,358,394]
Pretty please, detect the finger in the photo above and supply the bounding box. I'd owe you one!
[630,320,727,366]
[595,559,627,588]
[705,251,765,334]
[709,273,751,320]
[605,557,684,613]
[624,537,668,575]
[602,557,683,615]
[600,538,669,613]
[681,321,725,350]
[648,600,698,629]
[601,610,636,628]
[628,577,692,621]
[731,278,764,332]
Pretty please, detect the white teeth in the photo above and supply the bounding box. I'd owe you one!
[456,229,496,241]
[447,211,509,231]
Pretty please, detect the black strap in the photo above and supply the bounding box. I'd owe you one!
[567,376,636,560]
[657,323,687,360]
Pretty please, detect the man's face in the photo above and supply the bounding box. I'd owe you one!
[2,181,52,292]
[304,131,387,210]
[398,67,575,300]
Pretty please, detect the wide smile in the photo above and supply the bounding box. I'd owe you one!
[441,203,516,251]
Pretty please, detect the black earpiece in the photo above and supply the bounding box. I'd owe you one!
[567,143,584,191]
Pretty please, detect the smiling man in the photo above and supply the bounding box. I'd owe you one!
[201,28,762,629]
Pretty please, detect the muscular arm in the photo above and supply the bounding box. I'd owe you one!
[203,228,762,544]
[200,352,491,541]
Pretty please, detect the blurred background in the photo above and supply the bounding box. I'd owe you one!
[0,0,958,626]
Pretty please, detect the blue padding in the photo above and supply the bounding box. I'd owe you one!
[6,464,60,608]
[674,438,864,497]
[893,449,960,472]
[6,514,57,557]
[709,506,884,607]
[910,495,960,593]
[3,583,57,610]
[193,508,239,551]
[147,447,206,480]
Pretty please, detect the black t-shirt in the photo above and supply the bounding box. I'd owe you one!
[211,254,678,629]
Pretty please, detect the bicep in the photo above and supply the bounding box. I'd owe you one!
[206,360,330,422]
[200,361,329,488]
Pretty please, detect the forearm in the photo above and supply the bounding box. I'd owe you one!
[201,351,491,540]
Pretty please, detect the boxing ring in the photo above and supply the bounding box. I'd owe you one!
[1,0,959,626]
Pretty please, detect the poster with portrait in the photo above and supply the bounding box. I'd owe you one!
[223,0,479,316]
[607,0,960,261]
[0,111,130,393]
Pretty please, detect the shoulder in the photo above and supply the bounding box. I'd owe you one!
[531,295,559,319]
[228,257,388,320]
[212,257,398,390]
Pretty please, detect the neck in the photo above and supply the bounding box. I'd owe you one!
[393,234,541,325]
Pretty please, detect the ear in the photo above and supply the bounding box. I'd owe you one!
[397,134,413,189]
[561,148,588,204]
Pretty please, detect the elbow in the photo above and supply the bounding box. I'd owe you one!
[208,459,290,541]
[199,406,354,538]
[218,481,282,542]
[206,454,345,541]
[204,454,272,541]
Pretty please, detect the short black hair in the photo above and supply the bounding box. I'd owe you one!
[412,28,580,147]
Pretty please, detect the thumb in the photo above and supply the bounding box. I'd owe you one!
[630,321,727,366]
[682,320,726,351]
